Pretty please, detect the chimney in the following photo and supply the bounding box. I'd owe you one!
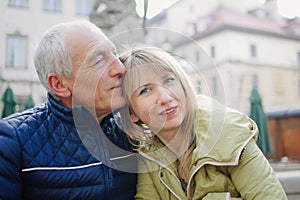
[264,0,281,21]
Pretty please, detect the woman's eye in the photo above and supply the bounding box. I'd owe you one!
[139,87,151,95]
[164,77,175,84]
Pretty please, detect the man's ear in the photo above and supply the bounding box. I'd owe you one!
[48,73,71,98]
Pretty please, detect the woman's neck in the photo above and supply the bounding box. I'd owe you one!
[157,129,188,158]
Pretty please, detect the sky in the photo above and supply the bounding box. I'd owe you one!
[135,0,180,18]
[277,0,300,19]
[135,0,300,19]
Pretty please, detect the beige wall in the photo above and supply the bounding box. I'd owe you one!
[175,31,300,113]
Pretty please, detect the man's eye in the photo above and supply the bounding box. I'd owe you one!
[112,50,118,56]
[139,88,151,95]
[94,58,105,66]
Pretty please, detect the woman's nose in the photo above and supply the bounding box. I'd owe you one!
[156,86,173,105]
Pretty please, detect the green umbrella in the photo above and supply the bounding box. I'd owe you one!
[24,95,35,109]
[250,87,271,154]
[1,86,16,118]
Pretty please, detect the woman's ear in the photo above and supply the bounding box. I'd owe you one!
[130,113,139,123]
[48,73,71,98]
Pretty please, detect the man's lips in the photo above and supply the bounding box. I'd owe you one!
[109,83,122,90]
[110,85,121,89]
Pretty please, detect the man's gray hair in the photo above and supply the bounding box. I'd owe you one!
[33,20,103,100]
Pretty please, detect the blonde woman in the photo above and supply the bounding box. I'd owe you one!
[118,46,287,200]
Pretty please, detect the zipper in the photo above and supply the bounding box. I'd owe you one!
[186,126,256,198]
[140,152,183,200]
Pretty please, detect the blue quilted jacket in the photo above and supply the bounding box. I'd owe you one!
[0,94,137,200]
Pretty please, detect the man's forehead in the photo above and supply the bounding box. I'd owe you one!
[89,40,115,56]
[95,38,115,51]
[80,41,115,66]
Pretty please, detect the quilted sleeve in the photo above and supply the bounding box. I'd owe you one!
[0,119,22,200]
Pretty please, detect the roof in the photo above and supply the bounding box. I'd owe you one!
[193,6,300,38]
[172,5,300,47]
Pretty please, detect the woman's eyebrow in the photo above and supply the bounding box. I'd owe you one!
[160,72,173,80]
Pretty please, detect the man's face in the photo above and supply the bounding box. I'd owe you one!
[66,26,126,121]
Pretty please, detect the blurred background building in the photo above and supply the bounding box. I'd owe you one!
[145,0,300,113]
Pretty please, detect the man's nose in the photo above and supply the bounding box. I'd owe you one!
[109,57,126,77]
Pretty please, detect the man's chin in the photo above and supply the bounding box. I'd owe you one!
[111,97,126,111]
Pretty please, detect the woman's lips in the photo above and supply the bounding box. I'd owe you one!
[159,106,178,116]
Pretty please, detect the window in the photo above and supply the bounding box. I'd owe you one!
[298,79,300,97]
[250,44,257,58]
[186,23,196,36]
[252,74,258,89]
[195,50,200,63]
[189,5,193,13]
[196,17,212,32]
[15,95,28,112]
[77,0,94,16]
[297,51,300,66]
[8,0,28,8]
[43,0,61,12]
[6,34,27,69]
[210,45,216,59]
[212,76,217,96]
[196,80,202,94]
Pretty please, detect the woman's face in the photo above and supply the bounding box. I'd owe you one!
[129,69,186,136]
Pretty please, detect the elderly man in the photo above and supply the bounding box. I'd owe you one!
[0,20,137,200]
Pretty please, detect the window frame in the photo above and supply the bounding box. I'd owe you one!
[8,0,28,8]
[43,0,62,12]
[250,43,257,58]
[6,34,28,69]
[210,45,216,59]
[76,0,94,16]
[297,51,300,66]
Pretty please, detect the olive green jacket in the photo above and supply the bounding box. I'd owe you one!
[135,95,287,200]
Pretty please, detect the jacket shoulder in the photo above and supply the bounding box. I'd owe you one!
[195,95,258,163]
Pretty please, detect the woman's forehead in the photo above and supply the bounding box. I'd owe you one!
[126,66,173,93]
[130,63,170,75]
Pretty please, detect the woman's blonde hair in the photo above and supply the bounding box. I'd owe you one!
[119,46,198,153]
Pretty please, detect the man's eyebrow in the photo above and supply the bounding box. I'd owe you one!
[83,48,104,65]
[82,41,116,66]
[90,48,103,58]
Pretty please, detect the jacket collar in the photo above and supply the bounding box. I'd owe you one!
[47,94,75,124]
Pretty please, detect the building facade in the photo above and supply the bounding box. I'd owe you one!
[145,0,300,114]
[0,0,94,113]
